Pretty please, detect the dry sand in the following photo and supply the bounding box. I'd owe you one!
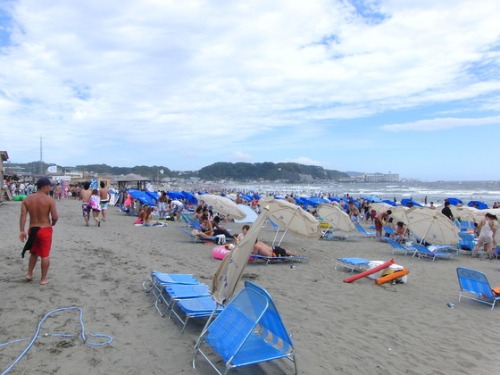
[1,199,499,375]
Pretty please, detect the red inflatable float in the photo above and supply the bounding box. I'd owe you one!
[343,259,395,283]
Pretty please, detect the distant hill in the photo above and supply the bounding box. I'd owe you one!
[7,161,350,182]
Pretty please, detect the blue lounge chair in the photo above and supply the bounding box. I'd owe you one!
[412,243,454,261]
[458,232,476,251]
[386,239,416,256]
[354,222,376,237]
[335,257,370,273]
[155,283,210,317]
[178,227,219,243]
[457,267,500,310]
[142,271,201,299]
[249,254,309,265]
[170,296,224,333]
[193,281,297,374]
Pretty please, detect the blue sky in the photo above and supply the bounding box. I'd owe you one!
[0,0,499,181]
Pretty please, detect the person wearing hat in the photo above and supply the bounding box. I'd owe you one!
[19,177,58,285]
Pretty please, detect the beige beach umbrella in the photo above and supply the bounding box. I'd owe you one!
[317,204,355,233]
[260,197,321,242]
[199,194,246,220]
[211,206,270,305]
[369,202,394,212]
[404,206,460,245]
[389,206,410,223]
[449,206,479,222]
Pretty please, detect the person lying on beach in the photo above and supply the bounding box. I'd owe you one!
[252,241,297,257]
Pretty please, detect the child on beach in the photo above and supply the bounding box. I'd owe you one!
[88,189,101,227]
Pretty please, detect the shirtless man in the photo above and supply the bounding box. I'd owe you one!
[79,181,92,226]
[19,177,58,285]
[252,241,297,257]
[99,181,110,222]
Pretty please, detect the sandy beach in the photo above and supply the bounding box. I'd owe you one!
[1,198,499,375]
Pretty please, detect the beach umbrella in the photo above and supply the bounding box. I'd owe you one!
[166,191,184,200]
[401,198,423,207]
[304,197,330,207]
[449,206,478,222]
[127,189,157,206]
[468,200,488,210]
[181,191,198,205]
[199,194,246,220]
[404,207,460,245]
[370,202,394,212]
[317,204,355,232]
[234,204,258,223]
[382,199,398,206]
[363,195,383,203]
[446,197,463,206]
[260,197,321,243]
[211,207,270,305]
[389,206,410,223]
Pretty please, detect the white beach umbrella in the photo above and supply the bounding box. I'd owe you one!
[369,202,394,212]
[449,206,479,222]
[260,197,321,243]
[389,206,410,223]
[199,194,246,220]
[404,206,460,245]
[211,207,270,305]
[317,204,355,233]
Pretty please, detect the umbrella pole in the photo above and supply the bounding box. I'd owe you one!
[278,228,288,246]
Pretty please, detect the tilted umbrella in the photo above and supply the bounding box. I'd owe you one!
[317,204,355,233]
[404,206,460,246]
[198,194,246,220]
[211,207,270,305]
[260,197,321,245]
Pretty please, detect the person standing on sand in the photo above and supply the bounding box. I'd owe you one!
[99,181,110,222]
[19,177,58,285]
[79,181,92,226]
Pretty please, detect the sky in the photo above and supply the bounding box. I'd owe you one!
[0,0,499,181]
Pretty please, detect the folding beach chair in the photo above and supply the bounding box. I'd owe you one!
[412,243,454,261]
[193,281,297,375]
[457,267,500,310]
[155,283,210,317]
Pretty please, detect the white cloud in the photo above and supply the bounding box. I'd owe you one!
[381,116,500,132]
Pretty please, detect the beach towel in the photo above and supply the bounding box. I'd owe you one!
[21,227,40,258]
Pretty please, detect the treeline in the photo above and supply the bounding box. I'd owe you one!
[13,161,350,182]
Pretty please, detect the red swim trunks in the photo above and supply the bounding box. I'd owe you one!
[29,227,53,258]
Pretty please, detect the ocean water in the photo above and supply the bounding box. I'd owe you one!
[221,180,500,207]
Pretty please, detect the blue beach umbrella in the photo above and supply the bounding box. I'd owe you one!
[127,189,157,206]
[181,191,198,205]
[468,200,488,210]
[446,198,463,206]
[400,198,423,207]
[166,191,184,200]
[382,199,397,206]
